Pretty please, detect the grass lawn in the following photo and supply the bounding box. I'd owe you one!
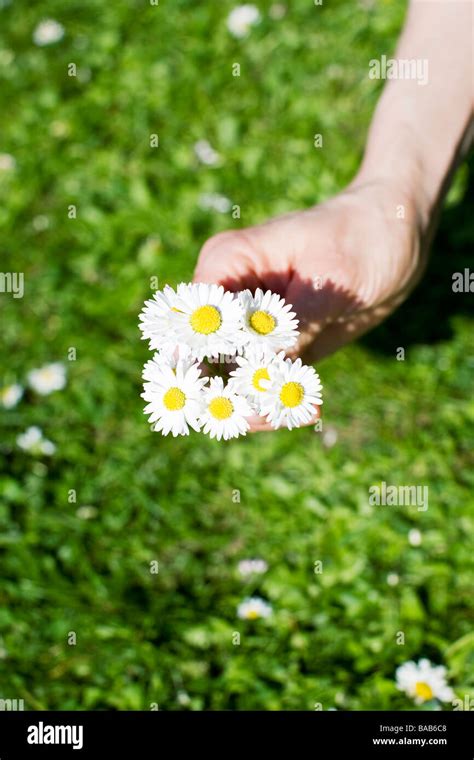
[0,0,473,710]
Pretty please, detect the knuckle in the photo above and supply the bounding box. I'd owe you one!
[200,229,253,257]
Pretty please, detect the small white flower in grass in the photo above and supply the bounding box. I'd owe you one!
[173,283,245,361]
[194,139,220,166]
[76,505,98,520]
[198,193,232,214]
[17,427,41,450]
[238,558,268,577]
[322,426,338,448]
[396,659,454,704]
[17,426,56,456]
[177,691,191,707]
[1,383,23,409]
[39,439,56,455]
[200,376,252,441]
[386,573,399,587]
[408,528,422,546]
[32,214,50,232]
[237,596,272,620]
[239,288,299,352]
[28,362,66,395]
[269,3,286,19]
[229,347,277,410]
[142,354,207,437]
[139,284,189,355]
[33,19,64,46]
[0,153,16,171]
[260,354,323,430]
[227,5,261,38]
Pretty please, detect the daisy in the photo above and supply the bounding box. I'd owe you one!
[39,439,56,455]
[408,528,422,546]
[386,573,400,587]
[17,426,56,456]
[322,426,338,448]
[17,426,42,451]
[27,362,66,395]
[194,139,220,166]
[142,354,207,437]
[0,153,16,171]
[237,597,272,620]
[227,5,261,39]
[229,347,277,410]
[269,3,286,20]
[76,505,98,520]
[260,354,323,430]
[200,376,252,441]
[396,659,455,704]
[0,383,23,409]
[238,558,268,577]
[173,283,245,361]
[177,691,191,707]
[198,192,232,214]
[33,19,64,46]
[32,214,50,232]
[139,284,190,358]
[239,288,299,352]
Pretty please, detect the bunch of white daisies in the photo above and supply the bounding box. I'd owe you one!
[139,283,323,440]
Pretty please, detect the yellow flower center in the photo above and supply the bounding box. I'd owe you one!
[208,396,233,420]
[280,381,304,408]
[249,310,276,335]
[414,682,433,701]
[189,305,221,335]
[163,387,186,411]
[252,367,270,392]
[246,610,259,620]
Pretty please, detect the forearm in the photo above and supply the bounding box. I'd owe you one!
[355,0,473,227]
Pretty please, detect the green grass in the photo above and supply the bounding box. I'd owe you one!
[0,0,473,710]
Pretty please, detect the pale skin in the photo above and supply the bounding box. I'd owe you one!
[193,0,474,431]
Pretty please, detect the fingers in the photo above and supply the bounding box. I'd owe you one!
[247,404,321,433]
[193,230,261,291]
[245,415,275,432]
[300,300,399,363]
[286,262,368,362]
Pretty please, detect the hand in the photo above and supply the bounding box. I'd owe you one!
[193,178,428,431]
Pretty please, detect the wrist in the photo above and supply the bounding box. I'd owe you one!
[351,101,473,241]
[349,152,431,238]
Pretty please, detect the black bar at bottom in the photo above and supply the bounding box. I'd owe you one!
[0,710,472,757]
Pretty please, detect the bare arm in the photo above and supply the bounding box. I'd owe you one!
[194,0,474,430]
[356,0,474,230]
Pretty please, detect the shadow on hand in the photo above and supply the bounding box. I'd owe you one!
[215,272,364,342]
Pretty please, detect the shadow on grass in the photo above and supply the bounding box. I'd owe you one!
[362,162,474,355]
